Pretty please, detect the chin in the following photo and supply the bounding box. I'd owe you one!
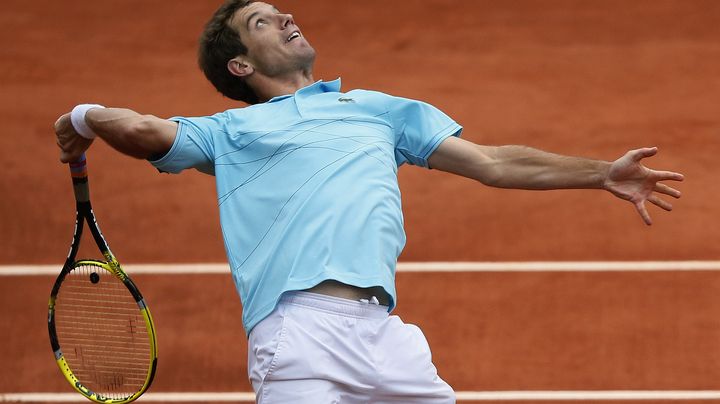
[296,48,316,69]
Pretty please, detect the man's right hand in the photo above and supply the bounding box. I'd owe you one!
[55,113,93,163]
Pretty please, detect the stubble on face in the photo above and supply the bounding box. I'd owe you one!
[231,2,316,78]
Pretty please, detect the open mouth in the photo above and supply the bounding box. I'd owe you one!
[286,31,301,42]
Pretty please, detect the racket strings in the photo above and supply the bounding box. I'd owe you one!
[54,264,151,399]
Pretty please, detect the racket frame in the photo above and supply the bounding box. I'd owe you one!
[48,154,158,404]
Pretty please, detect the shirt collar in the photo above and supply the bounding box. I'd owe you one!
[267,78,342,103]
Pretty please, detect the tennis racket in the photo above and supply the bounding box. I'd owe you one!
[48,154,158,403]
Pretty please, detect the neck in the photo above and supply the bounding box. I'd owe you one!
[248,70,315,103]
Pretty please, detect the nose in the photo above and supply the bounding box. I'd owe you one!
[279,13,294,28]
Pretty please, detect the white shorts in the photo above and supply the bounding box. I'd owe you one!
[248,291,455,404]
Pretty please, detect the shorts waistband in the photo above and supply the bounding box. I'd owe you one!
[280,291,389,319]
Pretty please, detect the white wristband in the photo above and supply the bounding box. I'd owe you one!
[70,104,105,139]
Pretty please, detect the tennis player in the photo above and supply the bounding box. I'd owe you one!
[54,1,684,402]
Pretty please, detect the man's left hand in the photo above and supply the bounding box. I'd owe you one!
[603,147,684,225]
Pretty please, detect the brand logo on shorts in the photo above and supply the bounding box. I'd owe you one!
[338,97,355,103]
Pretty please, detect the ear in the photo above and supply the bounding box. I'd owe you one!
[227,57,254,77]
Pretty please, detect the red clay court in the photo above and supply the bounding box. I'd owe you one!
[1,0,719,403]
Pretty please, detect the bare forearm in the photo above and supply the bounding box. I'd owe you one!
[428,137,611,190]
[85,108,176,159]
[428,136,683,225]
[480,145,610,190]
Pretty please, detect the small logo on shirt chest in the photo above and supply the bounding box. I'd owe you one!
[338,97,355,103]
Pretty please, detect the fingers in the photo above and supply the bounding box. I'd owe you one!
[57,130,93,163]
[630,147,658,162]
[637,182,680,225]
[629,147,684,182]
[55,112,89,163]
[648,194,673,211]
[59,145,79,163]
[60,147,89,164]
[60,151,73,164]
[54,113,71,133]
[654,182,682,198]
[651,170,684,182]
[635,201,653,226]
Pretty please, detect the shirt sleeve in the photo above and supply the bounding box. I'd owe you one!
[385,95,463,168]
[149,115,218,175]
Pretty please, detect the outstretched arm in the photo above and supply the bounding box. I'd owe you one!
[427,136,684,225]
[55,106,177,163]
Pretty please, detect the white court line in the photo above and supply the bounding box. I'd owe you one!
[4,262,719,403]
[3,391,720,402]
[1,261,720,276]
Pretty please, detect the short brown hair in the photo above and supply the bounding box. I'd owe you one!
[198,0,259,104]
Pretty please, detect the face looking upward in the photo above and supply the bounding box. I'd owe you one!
[228,2,316,80]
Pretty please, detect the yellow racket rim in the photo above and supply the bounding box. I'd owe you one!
[51,261,158,404]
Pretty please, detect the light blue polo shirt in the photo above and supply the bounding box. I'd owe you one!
[151,79,462,334]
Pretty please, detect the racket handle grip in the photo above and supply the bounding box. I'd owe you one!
[69,153,90,203]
